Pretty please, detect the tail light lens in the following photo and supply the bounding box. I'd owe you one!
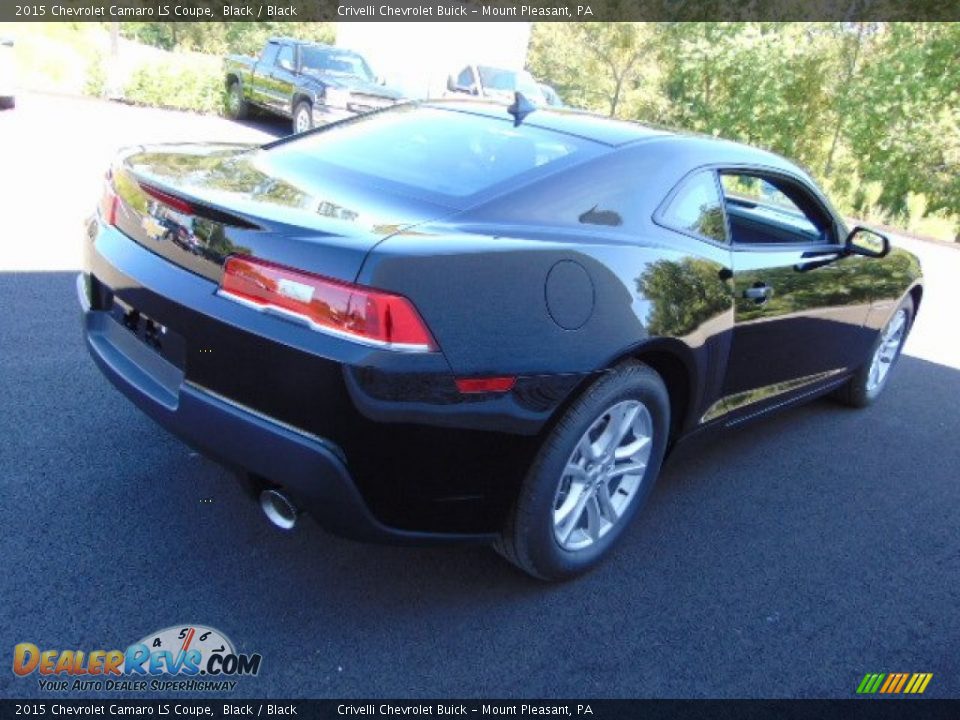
[100,172,119,226]
[219,256,437,352]
[140,182,196,215]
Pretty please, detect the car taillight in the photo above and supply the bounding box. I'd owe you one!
[219,255,438,352]
[100,173,119,226]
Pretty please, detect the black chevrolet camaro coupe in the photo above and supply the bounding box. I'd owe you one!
[79,100,922,579]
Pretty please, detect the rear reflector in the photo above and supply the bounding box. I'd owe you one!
[219,256,437,352]
[455,377,516,394]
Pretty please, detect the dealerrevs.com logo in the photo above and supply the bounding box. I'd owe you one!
[13,625,262,692]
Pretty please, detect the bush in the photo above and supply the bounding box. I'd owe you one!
[4,22,104,95]
[122,55,224,114]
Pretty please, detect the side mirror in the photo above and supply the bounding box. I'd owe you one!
[278,58,295,72]
[845,226,890,258]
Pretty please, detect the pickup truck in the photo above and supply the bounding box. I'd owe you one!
[224,38,404,134]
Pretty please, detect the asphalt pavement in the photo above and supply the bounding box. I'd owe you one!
[1,93,959,700]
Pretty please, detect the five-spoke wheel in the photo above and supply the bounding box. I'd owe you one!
[496,362,670,581]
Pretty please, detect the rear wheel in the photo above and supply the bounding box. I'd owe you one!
[835,296,913,408]
[292,100,314,134]
[225,81,248,120]
[495,362,670,581]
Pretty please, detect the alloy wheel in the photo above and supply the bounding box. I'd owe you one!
[552,400,654,551]
[866,308,907,392]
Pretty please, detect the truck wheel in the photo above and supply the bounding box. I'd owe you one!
[495,362,670,581]
[0,96,14,110]
[292,101,314,134]
[226,81,248,120]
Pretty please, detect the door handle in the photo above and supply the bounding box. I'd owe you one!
[743,283,774,304]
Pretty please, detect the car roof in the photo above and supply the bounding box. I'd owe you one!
[267,38,361,55]
[428,100,672,146]
[425,99,813,181]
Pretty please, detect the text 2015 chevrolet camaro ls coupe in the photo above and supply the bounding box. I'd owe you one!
[79,100,922,580]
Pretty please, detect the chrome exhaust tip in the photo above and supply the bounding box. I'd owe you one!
[259,488,298,530]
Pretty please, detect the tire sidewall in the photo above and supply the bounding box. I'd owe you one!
[863,297,914,403]
[226,83,243,118]
[515,365,670,579]
[293,102,313,133]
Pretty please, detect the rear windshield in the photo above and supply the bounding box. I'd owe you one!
[265,105,597,199]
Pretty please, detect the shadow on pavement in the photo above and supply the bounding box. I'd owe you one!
[230,112,291,140]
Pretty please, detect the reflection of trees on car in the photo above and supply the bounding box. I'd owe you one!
[637,258,732,336]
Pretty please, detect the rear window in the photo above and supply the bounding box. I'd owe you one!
[265,106,594,199]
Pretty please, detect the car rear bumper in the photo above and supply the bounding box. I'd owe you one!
[78,272,494,545]
[78,218,578,540]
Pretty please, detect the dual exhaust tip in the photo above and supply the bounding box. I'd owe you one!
[259,488,298,530]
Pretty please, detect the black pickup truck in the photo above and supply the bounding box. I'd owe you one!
[224,38,404,134]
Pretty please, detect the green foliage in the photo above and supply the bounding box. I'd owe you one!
[122,54,224,114]
[0,22,105,95]
[118,22,335,56]
[529,22,960,241]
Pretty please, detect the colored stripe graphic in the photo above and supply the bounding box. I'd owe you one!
[894,673,910,693]
[857,672,932,694]
[857,673,886,694]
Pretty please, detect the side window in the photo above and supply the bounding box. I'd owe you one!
[720,172,834,245]
[661,171,727,243]
[456,66,476,90]
[276,45,296,72]
[259,43,280,67]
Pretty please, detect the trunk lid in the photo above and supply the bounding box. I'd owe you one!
[110,143,450,284]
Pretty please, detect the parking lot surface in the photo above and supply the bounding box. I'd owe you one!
[1,94,959,699]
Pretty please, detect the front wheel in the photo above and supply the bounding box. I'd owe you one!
[225,81,248,120]
[292,101,314,134]
[835,295,913,408]
[495,362,670,581]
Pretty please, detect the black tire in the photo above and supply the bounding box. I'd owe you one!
[495,362,671,581]
[0,96,14,110]
[292,100,314,134]
[225,81,248,120]
[835,295,913,408]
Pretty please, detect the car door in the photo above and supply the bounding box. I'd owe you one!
[270,44,299,115]
[718,169,876,416]
[250,42,281,108]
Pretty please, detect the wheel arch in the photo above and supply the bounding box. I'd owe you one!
[292,92,313,114]
[542,339,697,448]
[625,340,696,445]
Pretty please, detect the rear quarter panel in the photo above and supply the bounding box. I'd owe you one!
[359,224,735,434]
